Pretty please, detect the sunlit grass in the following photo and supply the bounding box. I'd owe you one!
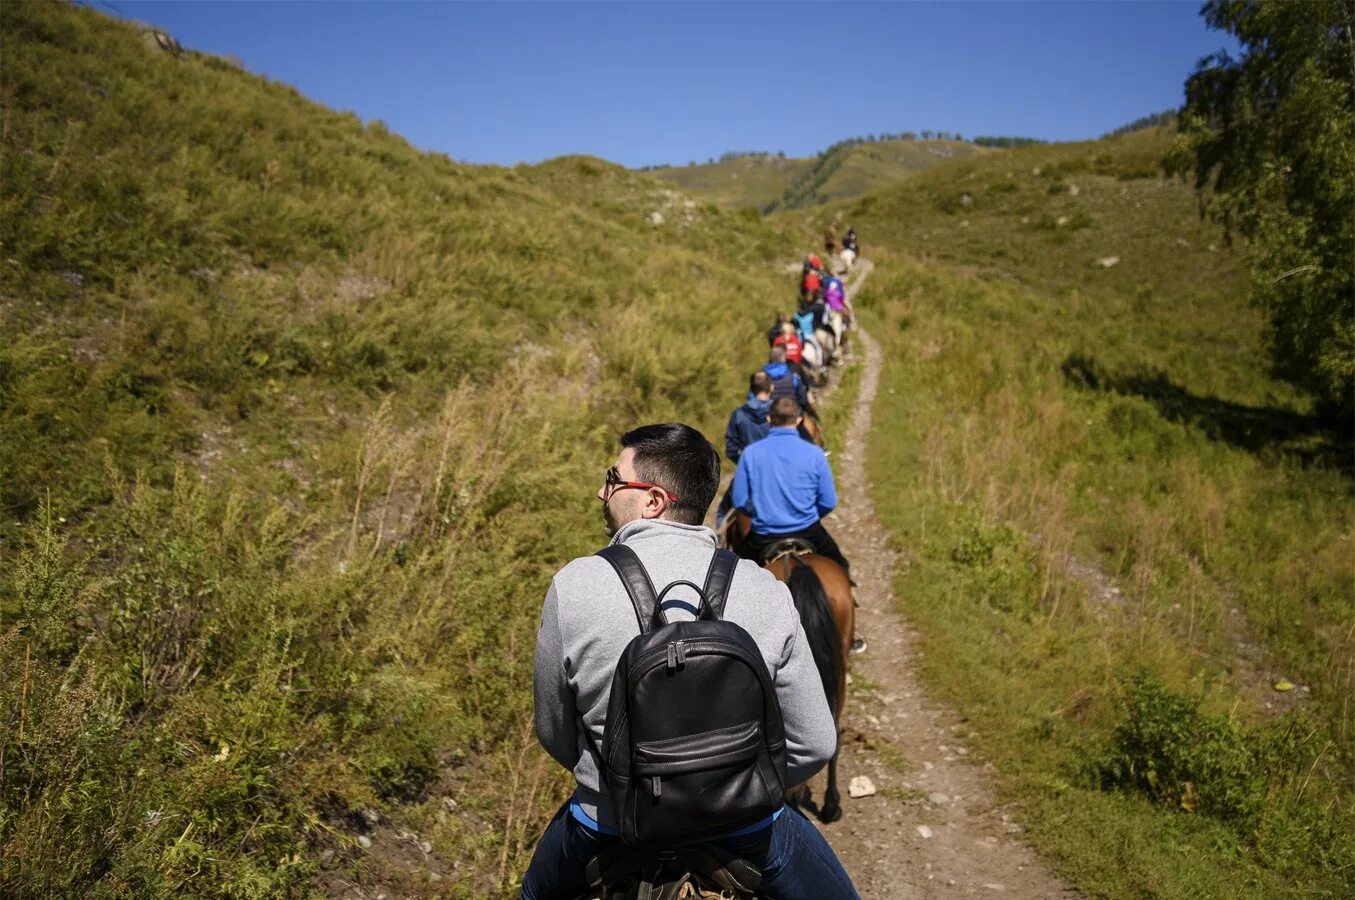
[856,233,1352,894]
[0,4,797,895]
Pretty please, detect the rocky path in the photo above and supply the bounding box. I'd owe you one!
[808,261,1074,898]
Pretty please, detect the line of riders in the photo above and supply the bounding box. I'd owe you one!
[524,232,865,900]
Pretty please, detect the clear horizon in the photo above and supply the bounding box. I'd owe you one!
[96,1,1236,167]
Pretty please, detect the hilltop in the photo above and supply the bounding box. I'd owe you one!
[646,153,813,210]
[0,4,795,895]
[649,138,989,211]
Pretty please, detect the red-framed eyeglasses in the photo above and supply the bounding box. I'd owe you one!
[603,466,680,504]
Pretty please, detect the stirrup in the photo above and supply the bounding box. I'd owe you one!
[678,844,763,894]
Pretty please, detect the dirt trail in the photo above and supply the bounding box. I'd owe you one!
[805,261,1073,898]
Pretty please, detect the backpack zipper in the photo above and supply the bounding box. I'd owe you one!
[635,638,763,681]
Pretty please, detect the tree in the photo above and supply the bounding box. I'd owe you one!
[1168,0,1354,417]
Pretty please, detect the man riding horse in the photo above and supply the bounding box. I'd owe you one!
[729,398,850,575]
[523,423,859,899]
[729,399,864,655]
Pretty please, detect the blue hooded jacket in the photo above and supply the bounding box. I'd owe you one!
[725,394,772,462]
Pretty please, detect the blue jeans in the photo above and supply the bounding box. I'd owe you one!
[520,802,859,900]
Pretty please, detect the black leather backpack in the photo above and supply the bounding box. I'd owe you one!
[583,545,788,847]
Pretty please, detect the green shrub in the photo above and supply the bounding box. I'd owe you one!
[1097,675,1355,885]
[1098,675,1263,824]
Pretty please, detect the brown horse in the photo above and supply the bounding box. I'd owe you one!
[724,514,854,822]
[800,413,825,448]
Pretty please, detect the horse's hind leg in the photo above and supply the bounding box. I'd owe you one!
[786,782,812,812]
[819,751,843,823]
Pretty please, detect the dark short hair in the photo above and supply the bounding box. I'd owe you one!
[749,371,772,394]
[770,397,802,426]
[619,424,720,526]
[768,344,787,363]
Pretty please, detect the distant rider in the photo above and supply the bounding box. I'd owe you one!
[823,275,852,329]
[789,308,826,372]
[792,305,818,343]
[800,268,821,305]
[842,228,859,256]
[767,312,792,346]
[771,321,805,367]
[824,230,837,255]
[823,275,846,313]
[524,423,858,899]
[764,344,813,418]
[801,289,829,335]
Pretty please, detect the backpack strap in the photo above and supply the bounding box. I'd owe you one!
[596,544,663,634]
[700,550,738,621]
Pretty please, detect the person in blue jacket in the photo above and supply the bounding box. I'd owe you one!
[715,373,773,526]
[730,396,849,574]
[725,372,773,463]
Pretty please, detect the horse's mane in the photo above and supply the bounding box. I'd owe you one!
[786,559,842,719]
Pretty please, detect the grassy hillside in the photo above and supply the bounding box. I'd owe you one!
[792,138,990,209]
[840,130,1354,894]
[0,4,797,896]
[649,139,988,212]
[647,154,812,210]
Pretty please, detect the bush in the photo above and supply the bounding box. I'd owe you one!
[1097,674,1355,886]
[1098,674,1262,824]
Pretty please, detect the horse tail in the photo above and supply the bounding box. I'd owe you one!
[787,560,842,719]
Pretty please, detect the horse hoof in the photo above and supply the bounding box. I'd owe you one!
[819,803,842,824]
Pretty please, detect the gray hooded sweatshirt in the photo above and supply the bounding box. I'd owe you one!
[534,518,838,829]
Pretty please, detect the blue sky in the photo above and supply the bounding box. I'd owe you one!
[101,1,1234,167]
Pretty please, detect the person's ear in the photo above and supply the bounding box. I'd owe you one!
[641,487,667,520]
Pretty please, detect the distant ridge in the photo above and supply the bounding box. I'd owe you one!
[1101,108,1177,139]
[647,136,989,211]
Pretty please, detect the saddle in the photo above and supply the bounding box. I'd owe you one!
[585,842,763,899]
[760,537,815,563]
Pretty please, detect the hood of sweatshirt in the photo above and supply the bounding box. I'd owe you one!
[742,394,772,419]
[763,361,789,379]
[608,517,717,548]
